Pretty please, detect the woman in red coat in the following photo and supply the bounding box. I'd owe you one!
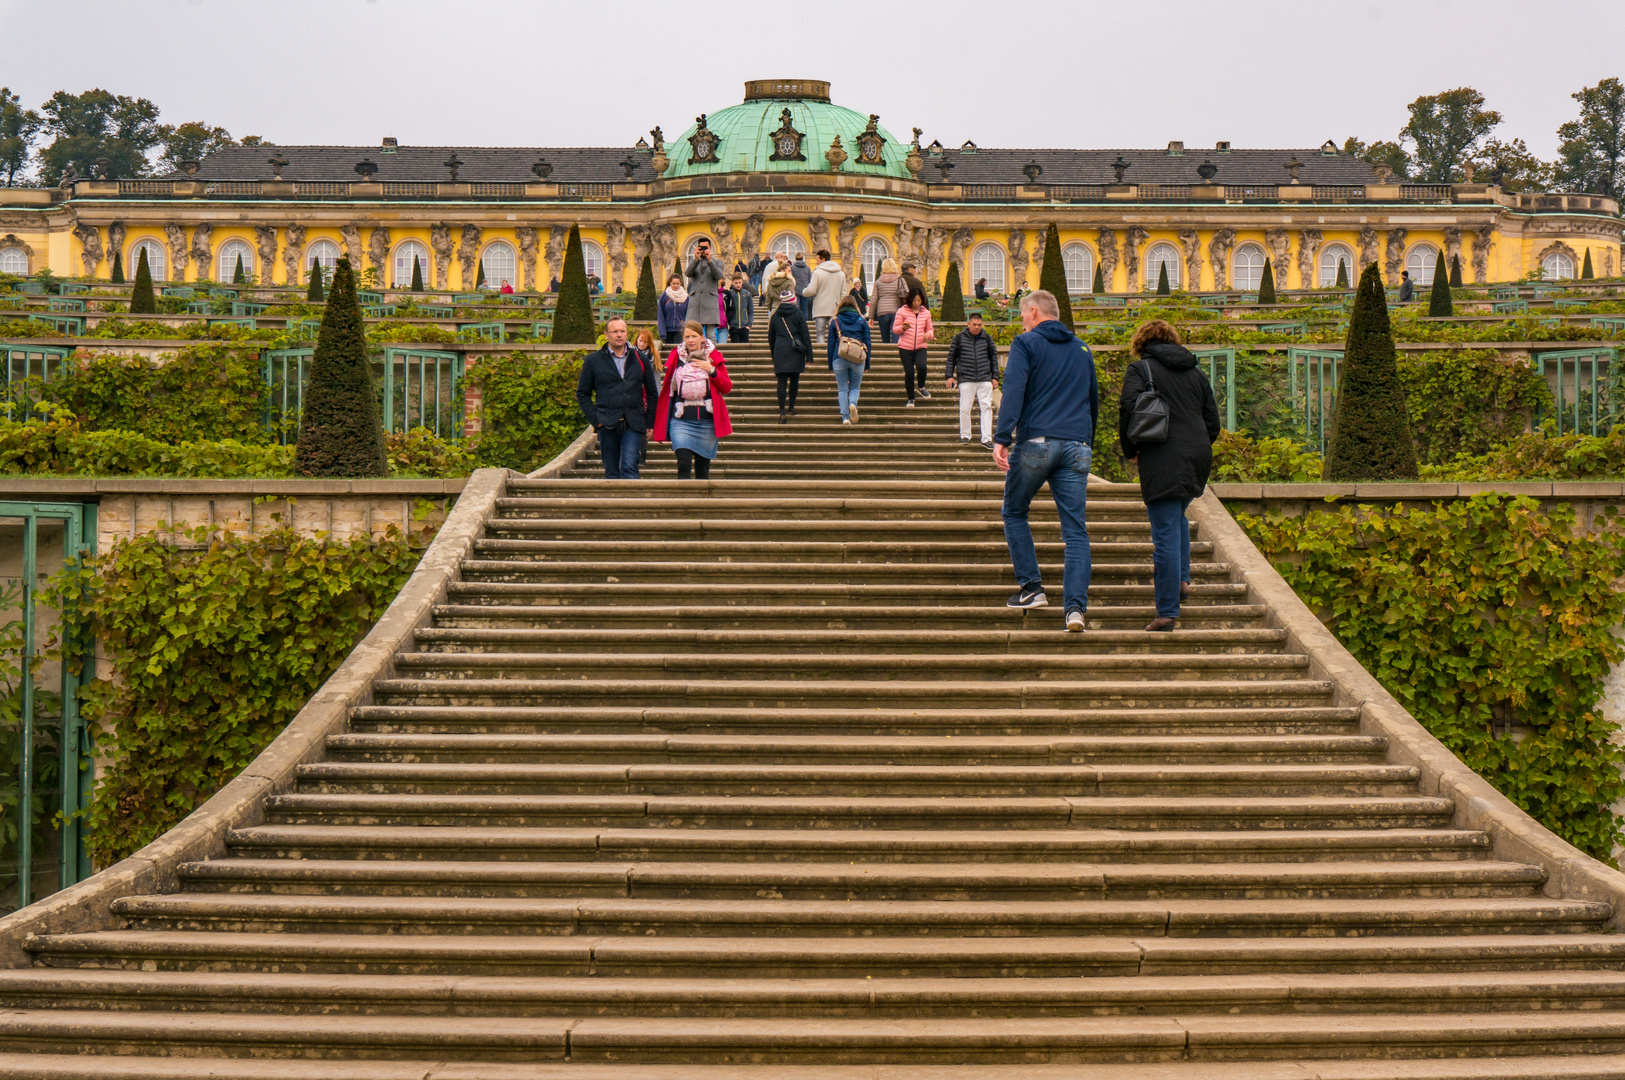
[651,320,734,479]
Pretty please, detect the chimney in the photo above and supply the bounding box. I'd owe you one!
[381,137,398,153]
[1214,140,1231,153]
[1166,141,1184,156]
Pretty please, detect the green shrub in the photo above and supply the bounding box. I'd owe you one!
[632,253,657,322]
[1427,260,1453,317]
[1038,223,1074,331]
[469,350,587,471]
[1449,254,1463,288]
[551,225,596,344]
[307,261,325,302]
[295,257,388,477]
[1323,262,1418,480]
[1092,262,1105,294]
[0,319,62,339]
[0,409,294,477]
[1210,429,1324,482]
[1398,349,1548,463]
[232,255,246,285]
[1238,495,1625,861]
[366,322,458,345]
[941,261,966,322]
[1421,424,1625,481]
[58,346,268,444]
[109,251,124,285]
[1156,261,1171,296]
[385,426,474,476]
[1583,249,1595,280]
[1257,259,1276,304]
[410,255,424,292]
[1334,260,1349,288]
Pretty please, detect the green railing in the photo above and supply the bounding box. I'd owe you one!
[1535,347,1618,437]
[26,313,83,337]
[263,347,465,442]
[1288,348,1343,454]
[457,322,505,342]
[1493,300,1529,313]
[3,345,72,407]
[1191,347,1238,432]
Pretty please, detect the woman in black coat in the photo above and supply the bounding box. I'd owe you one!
[766,287,812,423]
[1118,320,1221,632]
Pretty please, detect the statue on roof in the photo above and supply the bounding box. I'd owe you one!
[649,126,664,153]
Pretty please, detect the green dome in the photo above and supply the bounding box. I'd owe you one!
[665,80,910,181]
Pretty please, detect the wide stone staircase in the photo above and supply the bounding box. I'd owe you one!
[5,340,1625,1077]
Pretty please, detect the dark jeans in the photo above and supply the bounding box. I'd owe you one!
[1146,497,1193,618]
[877,311,895,344]
[597,425,644,479]
[662,330,680,344]
[776,372,800,409]
[1002,438,1092,615]
[798,295,812,320]
[899,348,928,400]
[730,327,750,343]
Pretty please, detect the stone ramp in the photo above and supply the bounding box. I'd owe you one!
[3,342,1625,1074]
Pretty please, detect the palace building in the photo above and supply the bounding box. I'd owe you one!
[1,78,1620,295]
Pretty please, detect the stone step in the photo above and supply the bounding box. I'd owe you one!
[259,793,1457,831]
[222,826,1488,865]
[506,479,1143,498]
[320,731,1376,766]
[103,893,1610,939]
[437,581,1240,608]
[455,560,1210,586]
[347,703,1362,737]
[426,603,1274,630]
[490,498,1175,522]
[469,540,1204,567]
[480,518,1188,542]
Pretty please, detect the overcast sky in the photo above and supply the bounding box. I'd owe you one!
[3,0,1622,160]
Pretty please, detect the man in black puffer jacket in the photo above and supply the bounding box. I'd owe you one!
[576,316,659,478]
[945,313,1001,445]
[1118,320,1221,632]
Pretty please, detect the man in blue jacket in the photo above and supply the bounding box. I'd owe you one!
[992,290,1099,632]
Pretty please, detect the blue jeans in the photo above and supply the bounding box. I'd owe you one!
[1002,439,1092,614]
[833,359,865,418]
[597,426,644,479]
[877,311,895,344]
[798,295,813,320]
[714,326,729,344]
[1146,497,1192,618]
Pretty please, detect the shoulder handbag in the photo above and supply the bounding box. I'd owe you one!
[837,324,867,364]
[1125,358,1170,445]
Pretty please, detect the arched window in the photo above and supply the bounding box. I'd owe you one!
[217,238,254,282]
[1319,244,1355,288]
[582,241,605,282]
[392,240,430,287]
[0,245,26,275]
[306,239,341,272]
[767,232,806,258]
[1542,251,1576,281]
[860,236,889,282]
[683,236,714,265]
[1062,242,1094,293]
[128,238,166,282]
[1232,243,1268,291]
[970,242,1006,293]
[1144,241,1181,290]
[1406,245,1438,287]
[482,241,516,289]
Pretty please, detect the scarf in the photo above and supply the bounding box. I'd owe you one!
[664,284,689,304]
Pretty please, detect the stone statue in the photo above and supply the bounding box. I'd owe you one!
[255,225,278,285]
[546,226,569,286]
[707,216,734,264]
[1123,227,1149,292]
[1031,226,1048,276]
[825,135,847,172]
[368,226,391,279]
[164,223,189,279]
[1471,224,1494,283]
[458,224,482,286]
[905,128,924,179]
[649,126,664,153]
[948,226,975,287]
[1298,229,1323,288]
[808,217,831,256]
[281,224,306,286]
[1606,247,1617,279]
[1265,228,1292,290]
[606,220,628,291]
[652,223,677,279]
[838,216,863,277]
[516,226,539,291]
[1384,228,1408,283]
[1178,228,1202,293]
[71,221,102,278]
[894,220,917,264]
[106,222,126,268]
[192,222,215,278]
[739,215,766,267]
[1207,228,1236,289]
[1097,229,1120,291]
[1443,227,1462,279]
[339,224,361,269]
[628,225,651,284]
[1358,226,1380,275]
[924,227,947,293]
[1008,229,1029,290]
[430,223,454,289]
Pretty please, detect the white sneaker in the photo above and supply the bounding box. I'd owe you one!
[842,418,851,425]
[1066,610,1086,632]
[849,404,859,423]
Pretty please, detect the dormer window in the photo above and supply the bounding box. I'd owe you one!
[1167,140,1185,156]
[1321,140,1339,156]
[959,140,977,154]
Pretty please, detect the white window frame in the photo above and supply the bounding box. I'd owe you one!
[305,239,341,272]
[582,241,605,282]
[1319,244,1356,288]
[217,239,255,282]
[128,238,166,282]
[0,245,26,275]
[481,240,517,290]
[1406,245,1439,288]
[1061,242,1094,294]
[970,242,1006,294]
[859,236,889,283]
[1144,241,1181,290]
[1542,252,1575,281]
[767,232,806,258]
[1232,243,1268,291]
[683,236,714,265]
[392,240,430,288]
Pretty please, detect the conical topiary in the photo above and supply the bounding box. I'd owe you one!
[410,255,423,292]
[1037,223,1074,331]
[1323,262,1418,481]
[941,260,966,322]
[1427,257,1453,317]
[128,247,156,315]
[1092,262,1105,294]
[307,260,325,302]
[294,257,388,477]
[109,249,124,284]
[1155,261,1171,295]
[475,258,486,289]
[632,253,657,321]
[1257,258,1276,304]
[672,257,682,287]
[1449,254,1463,287]
[1583,248,1595,280]
[551,224,596,344]
[233,254,246,285]
[1335,259,1349,289]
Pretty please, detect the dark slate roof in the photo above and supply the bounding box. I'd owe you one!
[168,145,660,183]
[924,147,1378,186]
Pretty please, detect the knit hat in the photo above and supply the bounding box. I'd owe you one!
[780,288,796,302]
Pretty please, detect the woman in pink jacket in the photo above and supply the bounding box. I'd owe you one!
[892,286,934,407]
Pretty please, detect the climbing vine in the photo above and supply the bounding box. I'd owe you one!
[1238,495,1625,861]
[467,350,587,472]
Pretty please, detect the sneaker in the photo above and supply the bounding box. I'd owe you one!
[981,439,994,449]
[918,388,932,399]
[842,417,851,425]
[960,437,971,444]
[849,404,859,424]
[789,406,798,416]
[778,410,788,424]
[1007,585,1048,609]
[1066,610,1086,633]
[905,400,915,408]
